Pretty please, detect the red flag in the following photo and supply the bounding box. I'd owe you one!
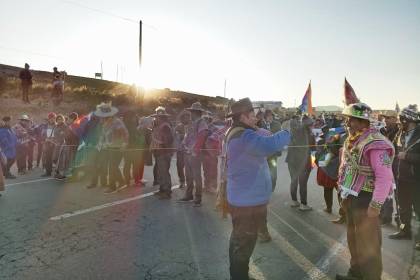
[344,78,360,105]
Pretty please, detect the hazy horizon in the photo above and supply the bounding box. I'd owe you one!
[1,0,419,109]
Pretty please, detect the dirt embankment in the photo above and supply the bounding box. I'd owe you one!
[0,63,230,122]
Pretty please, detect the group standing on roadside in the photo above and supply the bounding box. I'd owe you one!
[2,67,420,279]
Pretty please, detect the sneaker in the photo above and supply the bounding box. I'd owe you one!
[207,188,217,194]
[290,200,300,208]
[299,204,313,211]
[258,232,272,243]
[5,174,16,179]
[134,181,144,188]
[179,183,185,189]
[104,187,118,194]
[158,192,171,200]
[117,184,128,192]
[153,190,165,196]
[323,207,332,214]
[41,173,51,177]
[177,197,194,203]
[86,184,97,189]
[55,174,66,180]
[388,230,412,240]
[331,216,346,224]
[416,242,420,251]
[18,171,26,175]
[192,200,202,207]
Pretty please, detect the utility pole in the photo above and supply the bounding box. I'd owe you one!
[116,64,119,82]
[100,61,103,80]
[139,20,142,69]
[224,79,227,98]
[137,20,144,106]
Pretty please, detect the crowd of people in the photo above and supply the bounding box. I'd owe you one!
[1,93,419,280]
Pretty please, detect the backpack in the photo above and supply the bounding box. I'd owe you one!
[215,126,245,218]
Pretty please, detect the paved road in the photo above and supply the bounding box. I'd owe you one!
[0,158,418,280]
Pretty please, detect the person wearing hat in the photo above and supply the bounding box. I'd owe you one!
[336,103,395,280]
[41,112,57,177]
[202,111,220,194]
[18,63,32,104]
[378,110,400,226]
[53,114,70,180]
[13,115,32,175]
[261,109,283,192]
[389,105,420,249]
[286,114,316,211]
[174,111,191,189]
[94,102,128,194]
[224,97,290,280]
[178,102,209,206]
[122,110,147,188]
[0,116,17,179]
[150,106,174,199]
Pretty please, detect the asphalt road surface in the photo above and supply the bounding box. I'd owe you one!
[0,157,418,280]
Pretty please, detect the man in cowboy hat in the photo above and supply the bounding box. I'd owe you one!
[40,112,57,177]
[202,111,219,193]
[336,103,395,280]
[178,102,209,207]
[150,106,174,199]
[174,111,191,189]
[94,102,128,194]
[225,97,290,280]
[389,105,420,251]
[13,114,32,175]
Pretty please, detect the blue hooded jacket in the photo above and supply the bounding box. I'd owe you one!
[0,126,17,159]
[227,128,290,207]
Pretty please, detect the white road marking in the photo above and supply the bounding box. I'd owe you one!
[50,185,180,221]
[269,209,310,243]
[270,206,398,280]
[5,177,54,187]
[267,224,331,279]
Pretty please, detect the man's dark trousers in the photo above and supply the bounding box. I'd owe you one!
[16,144,28,172]
[1,158,15,176]
[155,153,172,194]
[346,191,382,280]
[176,151,185,185]
[397,179,420,233]
[229,204,267,280]
[184,154,203,202]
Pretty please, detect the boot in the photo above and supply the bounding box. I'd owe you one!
[389,226,412,240]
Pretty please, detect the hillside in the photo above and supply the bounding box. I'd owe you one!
[0,63,230,122]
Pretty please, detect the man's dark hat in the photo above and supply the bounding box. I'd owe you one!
[226,98,260,118]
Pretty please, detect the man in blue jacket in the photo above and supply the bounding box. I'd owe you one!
[0,116,17,179]
[226,98,290,280]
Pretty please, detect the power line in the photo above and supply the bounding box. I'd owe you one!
[58,0,157,29]
[0,45,63,60]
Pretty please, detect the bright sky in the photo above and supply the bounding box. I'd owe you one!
[1,0,419,109]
